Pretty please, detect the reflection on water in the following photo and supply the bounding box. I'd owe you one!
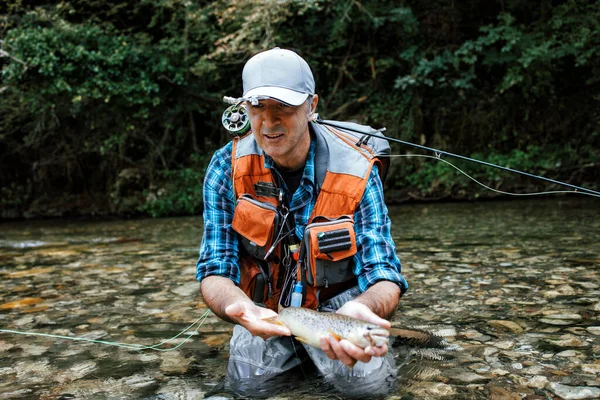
[0,197,599,399]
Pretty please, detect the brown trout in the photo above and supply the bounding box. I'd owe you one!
[268,307,390,349]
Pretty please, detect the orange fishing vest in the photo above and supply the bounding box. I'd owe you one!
[231,122,384,311]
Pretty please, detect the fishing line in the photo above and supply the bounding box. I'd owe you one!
[385,154,600,198]
[0,309,211,352]
[316,117,600,197]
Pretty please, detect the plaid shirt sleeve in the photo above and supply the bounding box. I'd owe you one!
[353,166,409,294]
[195,142,241,284]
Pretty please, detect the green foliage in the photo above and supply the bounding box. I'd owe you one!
[1,0,598,218]
[139,154,208,218]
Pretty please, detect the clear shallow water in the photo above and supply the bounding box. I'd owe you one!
[0,197,598,399]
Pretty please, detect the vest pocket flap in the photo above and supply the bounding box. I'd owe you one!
[302,216,357,287]
[309,221,357,262]
[232,195,277,247]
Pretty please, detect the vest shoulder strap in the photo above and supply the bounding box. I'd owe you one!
[311,119,390,189]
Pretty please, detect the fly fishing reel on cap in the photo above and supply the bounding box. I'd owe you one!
[222,96,250,136]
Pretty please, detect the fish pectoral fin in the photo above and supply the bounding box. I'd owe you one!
[327,329,342,342]
[295,336,309,344]
[262,316,283,325]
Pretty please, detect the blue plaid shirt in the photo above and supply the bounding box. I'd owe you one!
[196,137,408,294]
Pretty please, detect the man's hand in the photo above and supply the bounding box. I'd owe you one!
[320,299,392,367]
[200,276,291,340]
[225,301,291,340]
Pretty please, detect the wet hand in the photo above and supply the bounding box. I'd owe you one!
[319,300,390,365]
[320,332,389,367]
[335,300,391,330]
[225,301,291,340]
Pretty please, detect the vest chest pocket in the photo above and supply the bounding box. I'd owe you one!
[232,194,280,260]
[302,216,357,288]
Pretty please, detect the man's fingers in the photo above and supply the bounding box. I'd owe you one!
[340,339,371,364]
[364,344,388,357]
[320,335,335,359]
[331,336,370,366]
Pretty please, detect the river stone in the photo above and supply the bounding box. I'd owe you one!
[590,302,600,312]
[469,363,490,374]
[574,282,599,289]
[20,344,48,356]
[510,362,523,370]
[56,361,97,383]
[525,375,549,389]
[488,320,524,333]
[406,381,456,397]
[544,285,576,298]
[586,327,600,335]
[157,377,207,399]
[0,340,15,351]
[461,329,484,339]
[485,297,503,305]
[159,351,192,375]
[522,365,545,375]
[410,263,430,270]
[1,389,33,399]
[492,340,514,350]
[13,359,55,383]
[547,334,587,348]
[542,313,582,320]
[483,347,499,356]
[540,318,577,326]
[0,367,15,378]
[556,350,584,358]
[580,364,600,374]
[120,374,157,389]
[170,282,199,297]
[488,385,521,400]
[490,368,510,376]
[447,371,490,383]
[547,382,600,399]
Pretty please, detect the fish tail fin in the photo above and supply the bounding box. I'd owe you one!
[389,327,445,348]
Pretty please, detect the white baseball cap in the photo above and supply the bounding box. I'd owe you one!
[242,47,315,106]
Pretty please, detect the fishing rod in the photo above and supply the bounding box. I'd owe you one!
[221,96,598,197]
[315,116,600,197]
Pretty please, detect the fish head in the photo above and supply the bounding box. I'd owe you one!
[346,324,390,348]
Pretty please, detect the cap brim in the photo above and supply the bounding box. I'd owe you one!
[244,86,309,106]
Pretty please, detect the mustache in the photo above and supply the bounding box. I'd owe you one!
[261,127,287,135]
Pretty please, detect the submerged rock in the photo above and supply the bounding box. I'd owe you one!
[547,382,600,400]
[488,320,524,333]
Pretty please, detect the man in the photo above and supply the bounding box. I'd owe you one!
[197,47,408,396]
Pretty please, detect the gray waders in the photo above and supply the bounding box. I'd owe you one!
[225,287,397,398]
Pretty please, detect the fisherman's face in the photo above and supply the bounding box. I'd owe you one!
[247,96,318,170]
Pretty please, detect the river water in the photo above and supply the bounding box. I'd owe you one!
[0,197,598,399]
